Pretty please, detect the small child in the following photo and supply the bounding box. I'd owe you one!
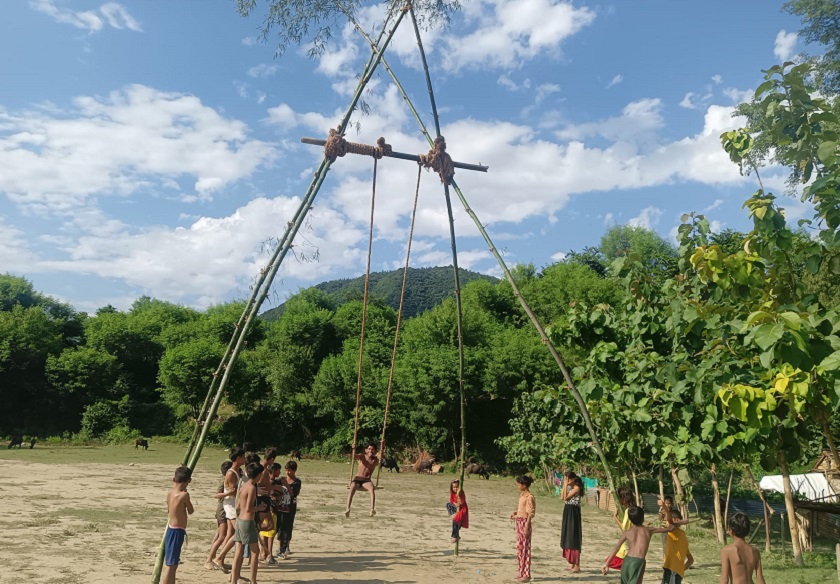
[509,475,535,583]
[602,506,674,584]
[607,487,636,571]
[259,462,282,564]
[277,460,302,558]
[448,478,469,543]
[163,466,194,584]
[205,460,234,571]
[720,512,766,584]
[230,462,266,584]
[345,442,380,517]
[661,508,693,584]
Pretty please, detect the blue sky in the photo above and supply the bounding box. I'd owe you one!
[0,1,806,312]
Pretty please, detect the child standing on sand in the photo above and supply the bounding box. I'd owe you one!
[230,462,266,584]
[163,466,194,584]
[448,479,469,543]
[509,475,535,583]
[602,506,675,584]
[205,461,234,571]
[607,487,636,571]
[662,508,693,584]
[277,460,302,559]
[345,442,380,517]
[720,513,765,584]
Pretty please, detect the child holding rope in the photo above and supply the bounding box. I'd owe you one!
[345,442,380,517]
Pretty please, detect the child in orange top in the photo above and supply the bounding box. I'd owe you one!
[448,479,469,543]
[509,475,535,583]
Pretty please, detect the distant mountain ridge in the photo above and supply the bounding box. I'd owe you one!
[260,266,499,321]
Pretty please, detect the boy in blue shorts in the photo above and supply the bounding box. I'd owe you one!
[163,465,194,584]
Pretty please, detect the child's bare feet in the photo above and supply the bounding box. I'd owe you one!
[370,509,376,517]
[204,561,218,570]
[212,559,230,573]
[343,509,350,518]
[514,577,531,582]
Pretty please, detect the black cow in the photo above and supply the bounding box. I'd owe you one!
[29,439,36,449]
[290,449,302,461]
[415,459,433,474]
[8,435,23,449]
[465,463,490,480]
[135,438,149,450]
[380,456,400,473]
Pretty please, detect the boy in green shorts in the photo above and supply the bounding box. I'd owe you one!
[603,506,675,584]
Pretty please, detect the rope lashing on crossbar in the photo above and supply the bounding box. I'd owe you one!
[323,128,393,162]
[418,135,455,184]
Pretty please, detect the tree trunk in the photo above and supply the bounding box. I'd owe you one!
[632,469,641,506]
[659,466,665,503]
[744,466,773,552]
[724,468,735,542]
[711,464,725,543]
[821,417,840,472]
[671,466,689,521]
[779,450,804,566]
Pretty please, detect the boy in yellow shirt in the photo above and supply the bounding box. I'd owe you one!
[662,508,693,584]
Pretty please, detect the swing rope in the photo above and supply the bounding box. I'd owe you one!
[374,163,423,487]
[349,156,378,482]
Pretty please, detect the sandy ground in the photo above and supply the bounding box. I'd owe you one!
[0,455,697,584]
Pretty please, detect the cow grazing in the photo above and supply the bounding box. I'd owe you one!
[8,435,23,449]
[289,449,302,461]
[465,463,490,480]
[415,459,434,474]
[135,438,149,450]
[380,456,400,473]
[29,439,36,449]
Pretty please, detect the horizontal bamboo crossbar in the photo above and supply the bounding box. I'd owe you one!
[300,137,489,172]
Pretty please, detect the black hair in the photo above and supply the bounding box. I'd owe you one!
[220,460,233,475]
[246,452,261,465]
[285,460,298,471]
[670,508,683,520]
[229,447,245,462]
[269,462,282,472]
[664,495,674,503]
[618,486,636,509]
[450,479,460,494]
[264,447,278,461]
[729,512,750,538]
[366,442,378,452]
[245,462,265,480]
[628,505,645,526]
[173,465,192,484]
[516,475,534,488]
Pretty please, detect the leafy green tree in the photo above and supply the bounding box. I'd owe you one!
[158,338,226,419]
[784,0,840,94]
[599,225,678,281]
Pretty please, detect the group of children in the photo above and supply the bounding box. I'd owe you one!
[161,450,766,584]
[162,447,301,584]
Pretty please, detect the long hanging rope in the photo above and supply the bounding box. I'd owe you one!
[374,163,423,488]
[349,156,379,482]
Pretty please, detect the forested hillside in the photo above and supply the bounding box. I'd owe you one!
[260,267,498,321]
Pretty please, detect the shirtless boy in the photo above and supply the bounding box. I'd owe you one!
[720,513,765,584]
[213,447,246,572]
[603,506,675,584]
[345,442,380,517]
[163,466,194,584]
[230,462,266,584]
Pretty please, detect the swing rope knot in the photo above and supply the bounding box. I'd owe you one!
[324,128,348,162]
[375,136,393,159]
[419,136,455,184]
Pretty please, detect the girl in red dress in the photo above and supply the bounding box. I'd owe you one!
[449,479,469,543]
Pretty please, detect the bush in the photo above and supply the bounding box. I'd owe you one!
[103,425,141,444]
[80,399,129,438]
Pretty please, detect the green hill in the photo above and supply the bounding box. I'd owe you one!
[261,266,499,321]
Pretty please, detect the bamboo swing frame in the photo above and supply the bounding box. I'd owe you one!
[152,2,620,580]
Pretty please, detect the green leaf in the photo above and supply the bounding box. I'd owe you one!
[753,323,785,350]
[806,254,822,274]
[817,141,837,164]
[820,351,840,371]
[778,312,801,331]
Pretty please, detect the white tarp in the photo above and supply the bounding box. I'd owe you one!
[759,472,837,502]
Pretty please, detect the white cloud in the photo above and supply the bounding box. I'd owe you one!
[774,29,798,62]
[242,36,257,46]
[30,0,141,33]
[556,98,664,143]
[535,83,561,103]
[704,199,724,212]
[680,92,697,109]
[551,251,567,261]
[0,84,277,213]
[712,75,722,85]
[627,206,664,229]
[0,217,39,272]
[603,212,614,225]
[442,0,596,72]
[607,74,623,88]
[247,64,278,78]
[723,87,753,104]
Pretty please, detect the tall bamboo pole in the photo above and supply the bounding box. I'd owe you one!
[341,6,620,511]
[151,8,410,582]
[745,465,773,552]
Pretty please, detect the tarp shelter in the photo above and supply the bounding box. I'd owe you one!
[759,473,838,502]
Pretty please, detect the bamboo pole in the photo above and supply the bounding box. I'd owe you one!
[341,8,621,515]
[724,468,734,541]
[779,449,804,566]
[745,465,773,552]
[711,464,725,543]
[150,7,410,582]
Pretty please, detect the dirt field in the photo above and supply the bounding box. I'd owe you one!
[0,444,834,583]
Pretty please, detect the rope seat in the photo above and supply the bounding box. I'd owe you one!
[324,128,393,162]
[419,135,455,185]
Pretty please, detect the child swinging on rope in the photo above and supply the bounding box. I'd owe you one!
[344,442,380,517]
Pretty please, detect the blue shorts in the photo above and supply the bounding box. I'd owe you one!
[164,526,186,567]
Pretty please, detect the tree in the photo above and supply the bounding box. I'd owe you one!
[599,225,678,281]
[158,338,226,419]
[784,0,840,95]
